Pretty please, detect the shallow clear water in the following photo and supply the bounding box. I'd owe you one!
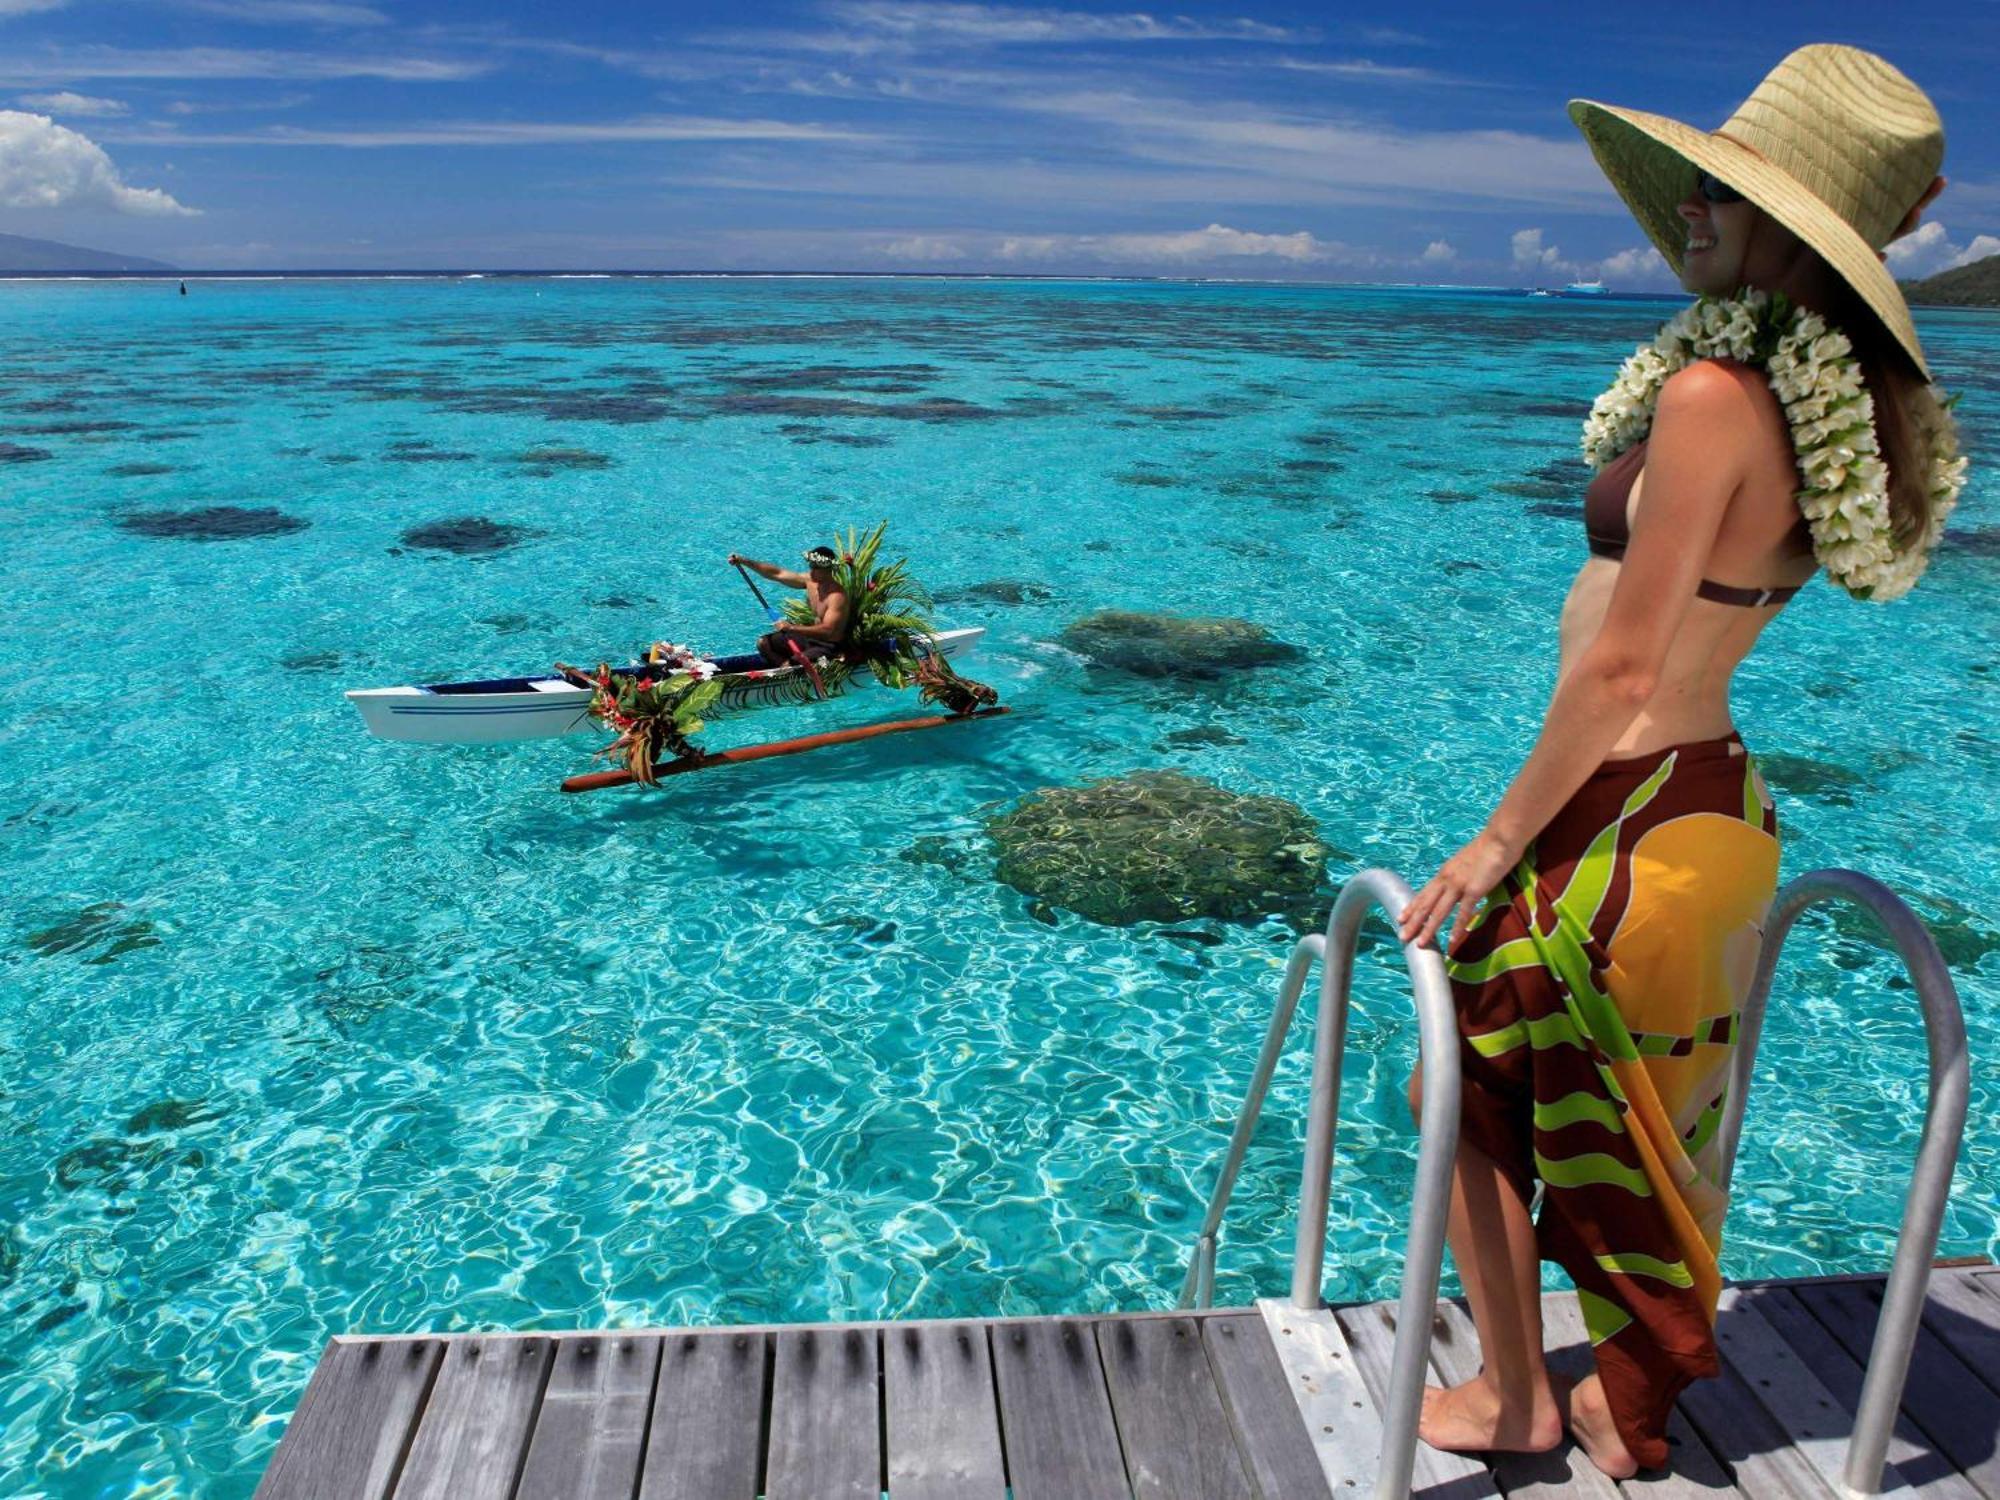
[1,276,1995,1497]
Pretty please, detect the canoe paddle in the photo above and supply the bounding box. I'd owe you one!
[733,558,827,699]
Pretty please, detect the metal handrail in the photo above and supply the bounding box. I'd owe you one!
[1177,868,1459,1500]
[1715,869,1968,1497]
[1176,932,1326,1310]
[1179,865,1965,1500]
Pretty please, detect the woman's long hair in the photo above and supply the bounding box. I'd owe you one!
[1816,268,1939,552]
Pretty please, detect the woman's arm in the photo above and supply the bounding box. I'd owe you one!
[1398,360,1768,950]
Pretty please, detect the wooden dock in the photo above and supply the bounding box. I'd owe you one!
[253,1262,2000,1499]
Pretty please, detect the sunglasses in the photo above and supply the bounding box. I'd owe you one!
[1697,171,1746,205]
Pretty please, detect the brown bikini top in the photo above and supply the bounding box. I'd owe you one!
[1584,440,1801,609]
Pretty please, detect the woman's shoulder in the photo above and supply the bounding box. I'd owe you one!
[1656,357,1791,456]
[1659,356,1782,410]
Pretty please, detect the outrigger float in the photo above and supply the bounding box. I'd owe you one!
[559,702,1009,793]
[345,523,1008,790]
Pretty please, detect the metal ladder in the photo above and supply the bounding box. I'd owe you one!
[1178,866,1968,1499]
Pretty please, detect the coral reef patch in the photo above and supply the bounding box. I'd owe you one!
[510,447,614,473]
[399,516,536,556]
[24,901,160,964]
[935,579,1055,607]
[1058,610,1301,680]
[118,506,310,541]
[1754,751,1870,807]
[986,770,1327,925]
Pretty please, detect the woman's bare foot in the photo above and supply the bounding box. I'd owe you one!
[1559,1372,1639,1478]
[1419,1372,1563,1454]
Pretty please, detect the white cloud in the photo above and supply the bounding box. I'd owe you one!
[1100,223,1333,262]
[586,45,1598,214]
[1595,243,1671,286]
[1273,58,1450,85]
[1419,239,1455,264]
[699,3,1297,58]
[1510,226,1576,278]
[0,110,196,214]
[1012,91,1602,209]
[824,2,1297,46]
[854,225,1355,268]
[0,46,488,83]
[1955,234,2000,270]
[1883,220,1947,272]
[1884,220,2000,278]
[165,91,312,115]
[989,223,1345,264]
[880,234,967,261]
[180,0,388,23]
[1358,27,1429,46]
[17,90,128,116]
[0,0,67,15]
[113,114,871,147]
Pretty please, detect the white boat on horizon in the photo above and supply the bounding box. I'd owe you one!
[346,627,986,744]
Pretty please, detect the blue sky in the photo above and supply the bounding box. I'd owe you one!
[1,0,1995,280]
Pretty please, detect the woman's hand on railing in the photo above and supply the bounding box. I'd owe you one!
[1398,831,1521,952]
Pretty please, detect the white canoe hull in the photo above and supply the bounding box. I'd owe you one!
[345,627,987,745]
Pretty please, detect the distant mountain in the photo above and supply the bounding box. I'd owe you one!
[0,232,176,273]
[1900,252,2000,307]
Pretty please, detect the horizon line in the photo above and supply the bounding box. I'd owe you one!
[0,267,1691,296]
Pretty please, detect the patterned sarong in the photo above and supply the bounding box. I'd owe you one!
[1446,733,1779,1468]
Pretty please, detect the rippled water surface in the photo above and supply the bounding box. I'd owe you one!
[2,277,1995,1497]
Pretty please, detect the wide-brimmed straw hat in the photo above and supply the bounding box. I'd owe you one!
[1569,44,1943,379]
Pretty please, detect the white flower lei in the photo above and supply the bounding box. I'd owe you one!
[1581,289,1968,601]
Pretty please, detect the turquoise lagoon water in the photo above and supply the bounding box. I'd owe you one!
[1,276,1995,1496]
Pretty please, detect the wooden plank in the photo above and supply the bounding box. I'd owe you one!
[1423,1299,1621,1500]
[1096,1316,1252,1500]
[1203,1314,1338,1500]
[394,1334,556,1500]
[255,1338,444,1500]
[764,1326,879,1500]
[514,1335,662,1500]
[1259,1300,1383,1495]
[636,1331,767,1500]
[1332,1301,1496,1500]
[1915,1268,2000,1393]
[883,1321,1006,1500]
[989,1317,1130,1500]
[1673,1346,1840,1500]
[1735,1286,1982,1500]
[1708,1288,1886,1496]
[1793,1277,2000,1498]
[1537,1295,1741,1499]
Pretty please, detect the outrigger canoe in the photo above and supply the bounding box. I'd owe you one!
[345,626,986,745]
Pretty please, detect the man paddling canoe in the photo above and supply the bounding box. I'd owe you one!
[676,545,851,673]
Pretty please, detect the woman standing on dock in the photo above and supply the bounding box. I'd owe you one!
[1397,45,1966,1477]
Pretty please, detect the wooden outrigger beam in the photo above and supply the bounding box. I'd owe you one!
[560,706,1011,793]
